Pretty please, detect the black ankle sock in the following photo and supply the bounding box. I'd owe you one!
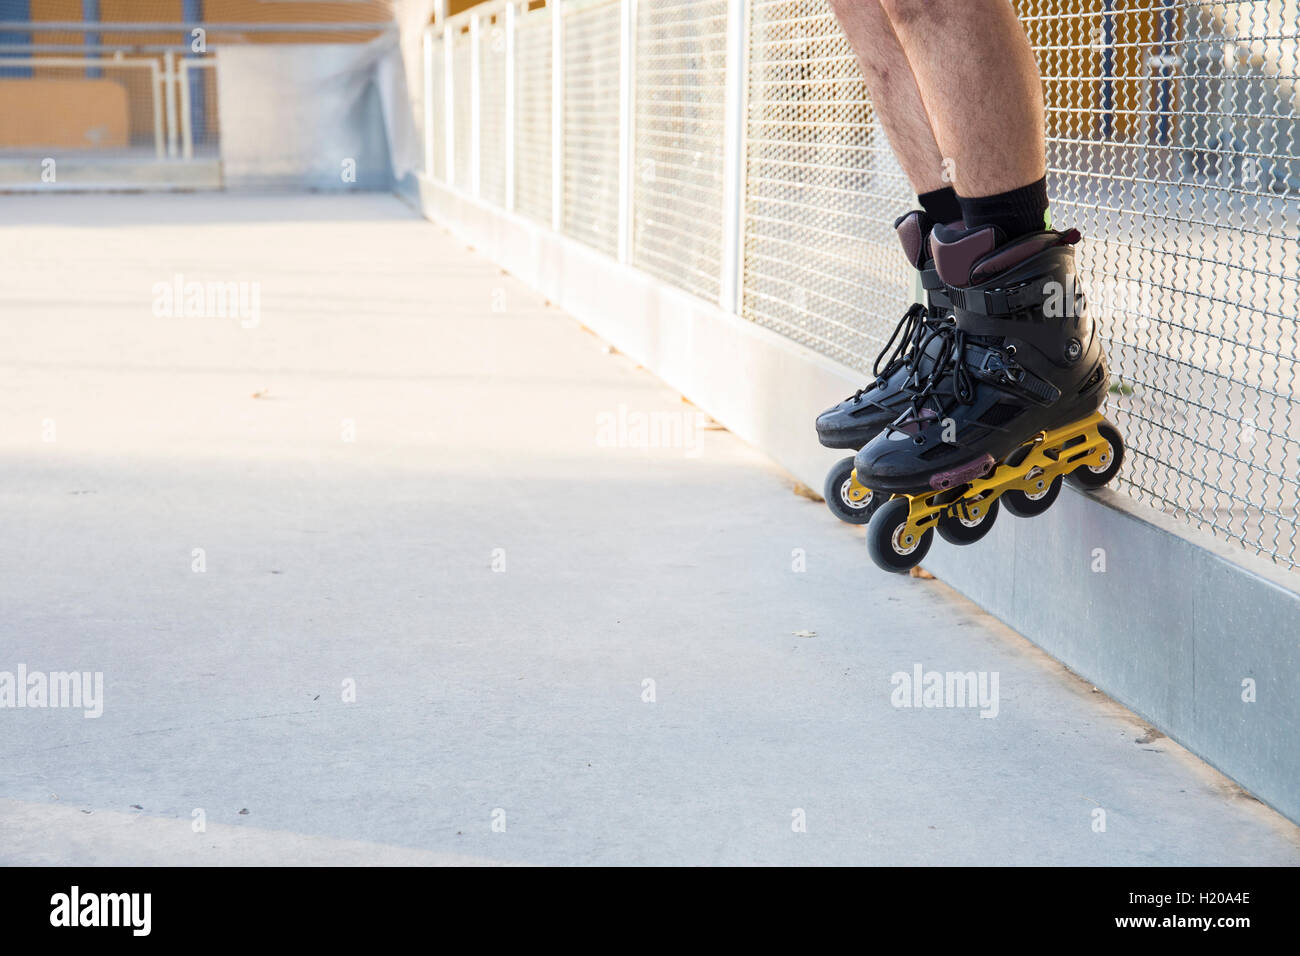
[917,186,962,226]
[957,177,1050,239]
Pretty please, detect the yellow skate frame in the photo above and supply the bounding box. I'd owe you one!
[892,411,1114,543]
[845,469,872,503]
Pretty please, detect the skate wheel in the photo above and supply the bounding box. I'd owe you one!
[937,494,1000,546]
[866,496,932,573]
[822,456,879,525]
[1066,421,1124,490]
[1002,473,1062,517]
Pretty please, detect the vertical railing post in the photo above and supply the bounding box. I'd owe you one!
[470,13,482,197]
[444,23,456,187]
[179,59,193,160]
[719,0,749,315]
[551,1,564,233]
[163,50,179,158]
[150,61,165,159]
[505,2,517,212]
[617,0,637,263]
[423,27,435,178]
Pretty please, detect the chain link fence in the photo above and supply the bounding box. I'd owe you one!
[1025,0,1300,568]
[742,0,910,370]
[421,0,1299,570]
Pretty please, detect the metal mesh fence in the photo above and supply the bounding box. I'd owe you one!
[429,36,447,182]
[0,14,393,167]
[180,60,219,155]
[454,26,474,188]
[741,0,912,370]
[632,0,730,303]
[562,0,623,257]
[0,57,171,157]
[480,13,509,207]
[1020,0,1300,567]
[424,0,1300,570]
[514,4,553,224]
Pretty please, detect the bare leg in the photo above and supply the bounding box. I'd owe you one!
[827,0,947,195]
[876,0,1045,198]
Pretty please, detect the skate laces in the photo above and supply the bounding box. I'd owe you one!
[851,303,928,401]
[896,323,977,426]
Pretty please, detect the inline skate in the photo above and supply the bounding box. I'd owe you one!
[853,222,1124,572]
[817,211,955,524]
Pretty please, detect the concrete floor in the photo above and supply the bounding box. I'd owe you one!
[0,192,1296,866]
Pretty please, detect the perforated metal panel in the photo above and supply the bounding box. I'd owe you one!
[480,14,509,207]
[562,0,623,256]
[632,0,730,302]
[515,4,554,224]
[429,35,447,182]
[741,0,913,372]
[454,27,474,188]
[1020,0,1300,567]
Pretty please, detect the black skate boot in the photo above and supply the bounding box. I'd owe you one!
[856,223,1125,571]
[817,211,956,524]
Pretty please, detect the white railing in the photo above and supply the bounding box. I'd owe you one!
[421,0,746,312]
[418,0,1300,571]
[0,53,212,160]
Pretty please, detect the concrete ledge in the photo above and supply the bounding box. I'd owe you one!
[405,174,1300,825]
[923,485,1300,825]
[0,157,222,192]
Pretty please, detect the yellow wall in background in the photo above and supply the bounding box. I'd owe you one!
[26,0,180,142]
[19,0,395,145]
[1023,0,1183,144]
[0,77,129,147]
[1032,2,1100,140]
[205,0,391,39]
[30,0,81,24]
[1112,1,1182,142]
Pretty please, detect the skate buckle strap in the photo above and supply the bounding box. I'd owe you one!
[920,266,953,310]
[948,281,1049,317]
[1014,371,1060,403]
[973,348,1061,403]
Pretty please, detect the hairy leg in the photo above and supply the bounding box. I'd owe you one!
[877,0,1046,198]
[827,0,947,195]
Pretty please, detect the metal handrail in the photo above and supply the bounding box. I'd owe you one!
[0,44,204,54]
[442,0,521,32]
[0,21,395,33]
